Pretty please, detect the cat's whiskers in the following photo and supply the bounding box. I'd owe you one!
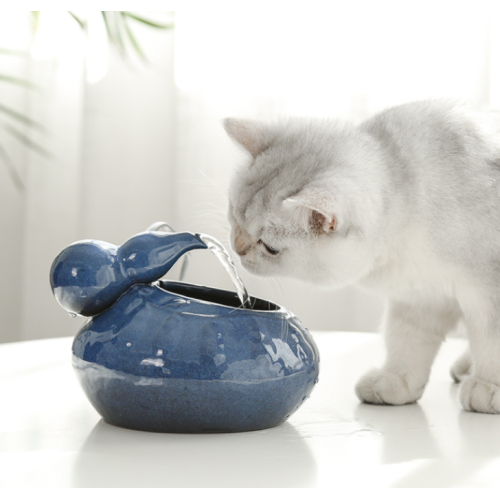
[178,169,230,229]
[182,208,230,233]
[196,169,230,199]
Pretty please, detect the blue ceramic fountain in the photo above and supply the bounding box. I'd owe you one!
[50,224,320,433]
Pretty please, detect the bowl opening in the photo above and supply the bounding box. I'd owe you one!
[159,280,280,312]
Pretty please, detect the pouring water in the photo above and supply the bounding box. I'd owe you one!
[197,233,251,308]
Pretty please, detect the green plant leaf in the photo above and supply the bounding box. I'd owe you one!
[0,142,24,190]
[101,11,173,62]
[113,12,127,55]
[121,13,147,61]
[0,48,29,57]
[0,74,38,89]
[102,11,113,40]
[0,103,45,131]
[68,11,86,31]
[123,12,173,29]
[3,124,51,159]
[31,11,40,34]
[102,11,126,56]
[1,10,176,191]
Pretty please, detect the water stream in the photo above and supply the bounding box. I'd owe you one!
[197,233,251,308]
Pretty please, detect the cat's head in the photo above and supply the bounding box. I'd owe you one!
[224,117,386,287]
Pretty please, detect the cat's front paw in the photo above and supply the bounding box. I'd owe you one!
[459,376,500,414]
[355,368,424,406]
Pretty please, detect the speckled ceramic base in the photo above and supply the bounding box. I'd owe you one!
[73,356,315,433]
[71,281,320,433]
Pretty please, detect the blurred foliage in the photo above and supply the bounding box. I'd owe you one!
[0,11,173,190]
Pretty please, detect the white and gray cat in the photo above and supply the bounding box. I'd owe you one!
[224,99,500,414]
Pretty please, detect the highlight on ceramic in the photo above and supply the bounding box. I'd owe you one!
[50,223,320,433]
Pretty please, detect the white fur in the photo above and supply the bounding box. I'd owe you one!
[224,100,500,414]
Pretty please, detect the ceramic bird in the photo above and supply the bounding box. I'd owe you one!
[50,231,207,316]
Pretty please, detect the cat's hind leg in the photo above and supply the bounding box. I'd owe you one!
[450,349,472,383]
[355,296,462,406]
[458,293,500,414]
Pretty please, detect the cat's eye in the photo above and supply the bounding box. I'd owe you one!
[258,239,280,255]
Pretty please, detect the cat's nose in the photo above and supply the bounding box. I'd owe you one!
[236,244,251,256]
[233,226,253,256]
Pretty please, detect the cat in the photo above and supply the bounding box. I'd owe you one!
[223,99,500,414]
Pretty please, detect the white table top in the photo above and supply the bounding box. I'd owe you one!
[1,331,499,488]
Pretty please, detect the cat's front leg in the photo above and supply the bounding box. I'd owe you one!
[459,299,500,414]
[355,297,461,406]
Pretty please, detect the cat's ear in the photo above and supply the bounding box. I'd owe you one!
[223,118,271,158]
[284,189,339,234]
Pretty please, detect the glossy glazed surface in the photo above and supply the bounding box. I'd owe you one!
[72,281,319,433]
[50,231,207,316]
[51,228,319,433]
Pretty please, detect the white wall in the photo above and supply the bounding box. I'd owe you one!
[17,14,178,342]
[0,4,496,343]
[0,13,32,343]
[170,1,492,332]
[0,62,26,343]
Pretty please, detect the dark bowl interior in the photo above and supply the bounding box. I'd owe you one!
[158,280,280,312]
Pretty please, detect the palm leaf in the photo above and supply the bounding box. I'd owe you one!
[0,48,29,57]
[0,142,23,190]
[0,74,38,89]
[112,13,127,55]
[102,11,126,57]
[123,12,173,29]
[0,103,45,131]
[0,10,175,190]
[102,11,173,62]
[30,11,40,34]
[101,11,113,40]
[68,12,86,30]
[121,13,147,61]
[3,124,51,159]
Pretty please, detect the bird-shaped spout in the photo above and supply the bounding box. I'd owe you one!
[50,231,207,316]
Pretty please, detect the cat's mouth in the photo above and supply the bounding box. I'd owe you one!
[238,256,272,277]
[238,256,256,271]
[233,252,257,272]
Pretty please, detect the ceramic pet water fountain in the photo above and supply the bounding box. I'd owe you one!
[50,222,320,433]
